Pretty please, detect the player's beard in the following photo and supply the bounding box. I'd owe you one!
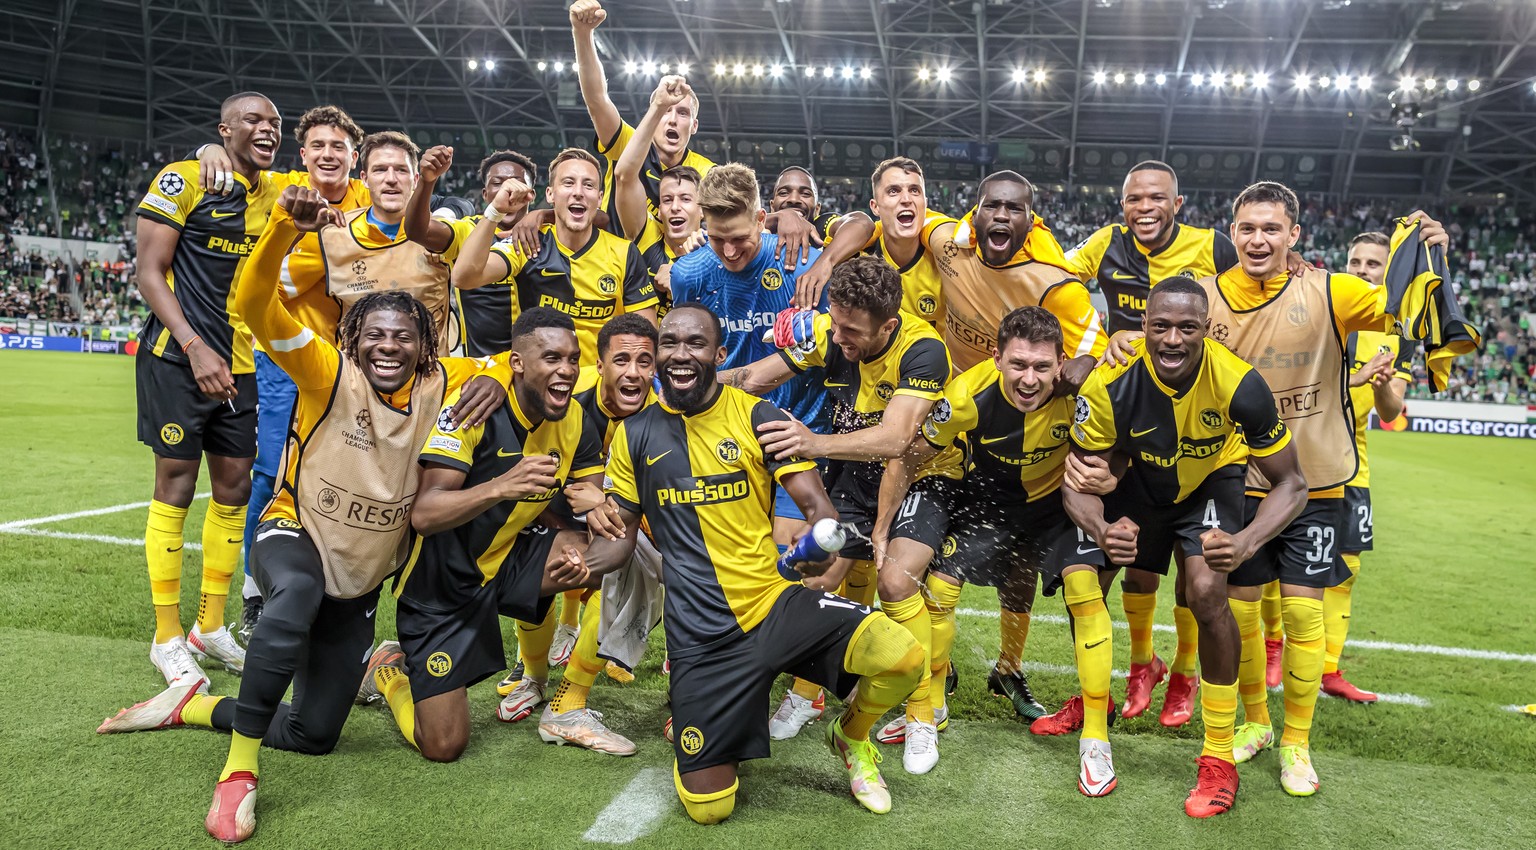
[659,360,719,414]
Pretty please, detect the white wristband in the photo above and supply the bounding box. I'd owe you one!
[485,203,504,221]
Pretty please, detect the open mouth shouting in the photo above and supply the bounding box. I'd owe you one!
[984,224,1015,256]
[251,136,277,165]
[662,362,699,395]
[1155,345,1189,372]
[1132,214,1163,242]
[545,377,573,413]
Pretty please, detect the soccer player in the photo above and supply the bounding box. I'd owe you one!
[134,92,282,689]
[273,132,469,354]
[368,308,627,761]
[1197,182,1433,796]
[231,105,369,643]
[98,184,507,844]
[578,303,925,820]
[1325,231,1412,702]
[403,146,541,357]
[570,0,714,233]
[770,166,842,244]
[452,148,658,365]
[876,306,1112,790]
[721,255,951,773]
[1066,275,1307,816]
[1062,160,1239,725]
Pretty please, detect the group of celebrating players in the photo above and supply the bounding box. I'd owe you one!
[94,0,1476,842]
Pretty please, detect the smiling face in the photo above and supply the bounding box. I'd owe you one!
[298,124,357,199]
[771,170,819,220]
[362,145,418,219]
[546,158,601,236]
[482,160,533,228]
[870,166,926,241]
[1231,200,1300,281]
[704,207,764,273]
[1347,241,1388,287]
[656,307,725,414]
[995,337,1062,413]
[828,302,897,363]
[974,179,1034,266]
[512,327,581,423]
[220,96,281,173]
[1121,168,1183,250]
[652,94,699,165]
[355,309,422,394]
[658,174,701,243]
[1142,291,1208,386]
[599,333,656,418]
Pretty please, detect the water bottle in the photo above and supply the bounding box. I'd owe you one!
[777,518,847,579]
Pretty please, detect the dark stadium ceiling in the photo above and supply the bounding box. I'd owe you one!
[4,0,1536,200]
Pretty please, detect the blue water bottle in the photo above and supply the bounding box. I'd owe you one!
[777,518,847,579]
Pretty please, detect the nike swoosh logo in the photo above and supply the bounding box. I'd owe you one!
[824,381,849,388]
[1130,426,1156,437]
[645,170,661,182]
[539,269,565,277]
[210,210,237,218]
[166,545,184,552]
[1076,545,1099,555]
[647,450,672,465]
[497,448,521,458]
[365,607,377,618]
[1304,564,1330,575]
[1085,637,1108,649]
[226,538,241,545]
[978,435,1010,445]
[1110,270,1136,280]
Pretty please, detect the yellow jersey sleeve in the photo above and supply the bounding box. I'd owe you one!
[1042,280,1108,359]
[439,352,512,395]
[1329,272,1391,337]
[490,241,529,281]
[781,311,834,371]
[572,412,606,480]
[419,388,485,472]
[597,121,637,161]
[1064,225,1113,282]
[234,204,339,391]
[440,216,478,262]
[1070,368,1118,453]
[921,363,983,448]
[137,162,204,230]
[604,421,641,511]
[278,231,326,302]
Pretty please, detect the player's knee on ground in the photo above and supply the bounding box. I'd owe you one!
[415,725,469,763]
[674,762,738,825]
[845,614,924,684]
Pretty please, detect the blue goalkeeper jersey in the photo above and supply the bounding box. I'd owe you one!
[670,234,830,432]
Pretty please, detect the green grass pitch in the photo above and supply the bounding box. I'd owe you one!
[3,351,1534,848]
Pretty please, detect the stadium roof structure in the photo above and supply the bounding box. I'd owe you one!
[4,0,1536,201]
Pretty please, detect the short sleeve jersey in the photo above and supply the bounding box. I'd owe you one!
[604,386,816,653]
[1065,222,1238,335]
[1071,338,1291,504]
[488,224,658,364]
[922,358,1076,503]
[396,386,604,611]
[137,160,281,373]
[866,210,958,326]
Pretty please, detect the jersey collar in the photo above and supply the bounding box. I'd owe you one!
[1139,342,1202,399]
[657,383,724,418]
[1137,222,1182,258]
[545,223,599,259]
[866,316,903,363]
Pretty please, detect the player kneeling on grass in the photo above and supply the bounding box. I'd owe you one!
[358,307,638,760]
[578,304,924,821]
[97,186,510,844]
[1062,275,1307,817]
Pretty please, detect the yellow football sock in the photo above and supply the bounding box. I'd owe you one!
[924,575,961,716]
[376,664,417,749]
[1171,605,1199,676]
[1229,597,1271,727]
[1064,571,1112,743]
[551,596,604,714]
[841,614,925,740]
[791,677,823,700]
[518,605,556,683]
[838,559,878,607]
[1199,679,1238,763]
[881,593,933,723]
[197,500,245,633]
[179,694,224,728]
[674,761,737,825]
[1261,580,1284,640]
[1279,595,1325,748]
[1122,591,1157,666]
[145,500,188,642]
[997,608,1031,675]
[219,732,261,781]
[1324,554,1361,675]
[558,588,582,628]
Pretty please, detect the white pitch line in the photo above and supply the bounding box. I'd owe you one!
[0,526,202,550]
[0,492,210,530]
[958,607,1536,666]
[582,766,671,844]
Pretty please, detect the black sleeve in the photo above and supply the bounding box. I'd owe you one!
[623,243,657,306]
[896,337,950,395]
[1230,369,1289,453]
[750,399,811,474]
[1213,231,1240,275]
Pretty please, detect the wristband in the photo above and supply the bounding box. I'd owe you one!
[485,203,505,221]
[182,334,203,351]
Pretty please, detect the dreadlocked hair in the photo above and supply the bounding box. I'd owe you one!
[338,291,440,378]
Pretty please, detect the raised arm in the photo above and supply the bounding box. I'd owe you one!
[793,212,875,309]
[570,0,622,147]
[403,145,460,254]
[449,178,534,289]
[718,350,800,396]
[617,76,692,240]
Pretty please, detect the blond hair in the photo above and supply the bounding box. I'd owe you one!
[697,162,760,220]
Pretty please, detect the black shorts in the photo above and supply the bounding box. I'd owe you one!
[1341,485,1374,553]
[1108,467,1245,576]
[669,585,874,773]
[828,475,878,561]
[1229,496,1351,589]
[135,347,257,459]
[395,526,557,701]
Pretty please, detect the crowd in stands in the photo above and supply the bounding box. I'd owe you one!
[1,127,1529,403]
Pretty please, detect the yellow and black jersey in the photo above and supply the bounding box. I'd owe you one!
[137,159,281,373]
[636,216,692,319]
[1072,338,1291,505]
[1065,222,1238,335]
[813,211,842,243]
[597,120,716,235]
[604,385,817,652]
[1346,330,1414,488]
[489,224,658,364]
[396,386,604,611]
[866,210,956,325]
[270,171,371,208]
[440,215,518,357]
[781,310,950,432]
[921,359,1075,503]
[574,364,657,456]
